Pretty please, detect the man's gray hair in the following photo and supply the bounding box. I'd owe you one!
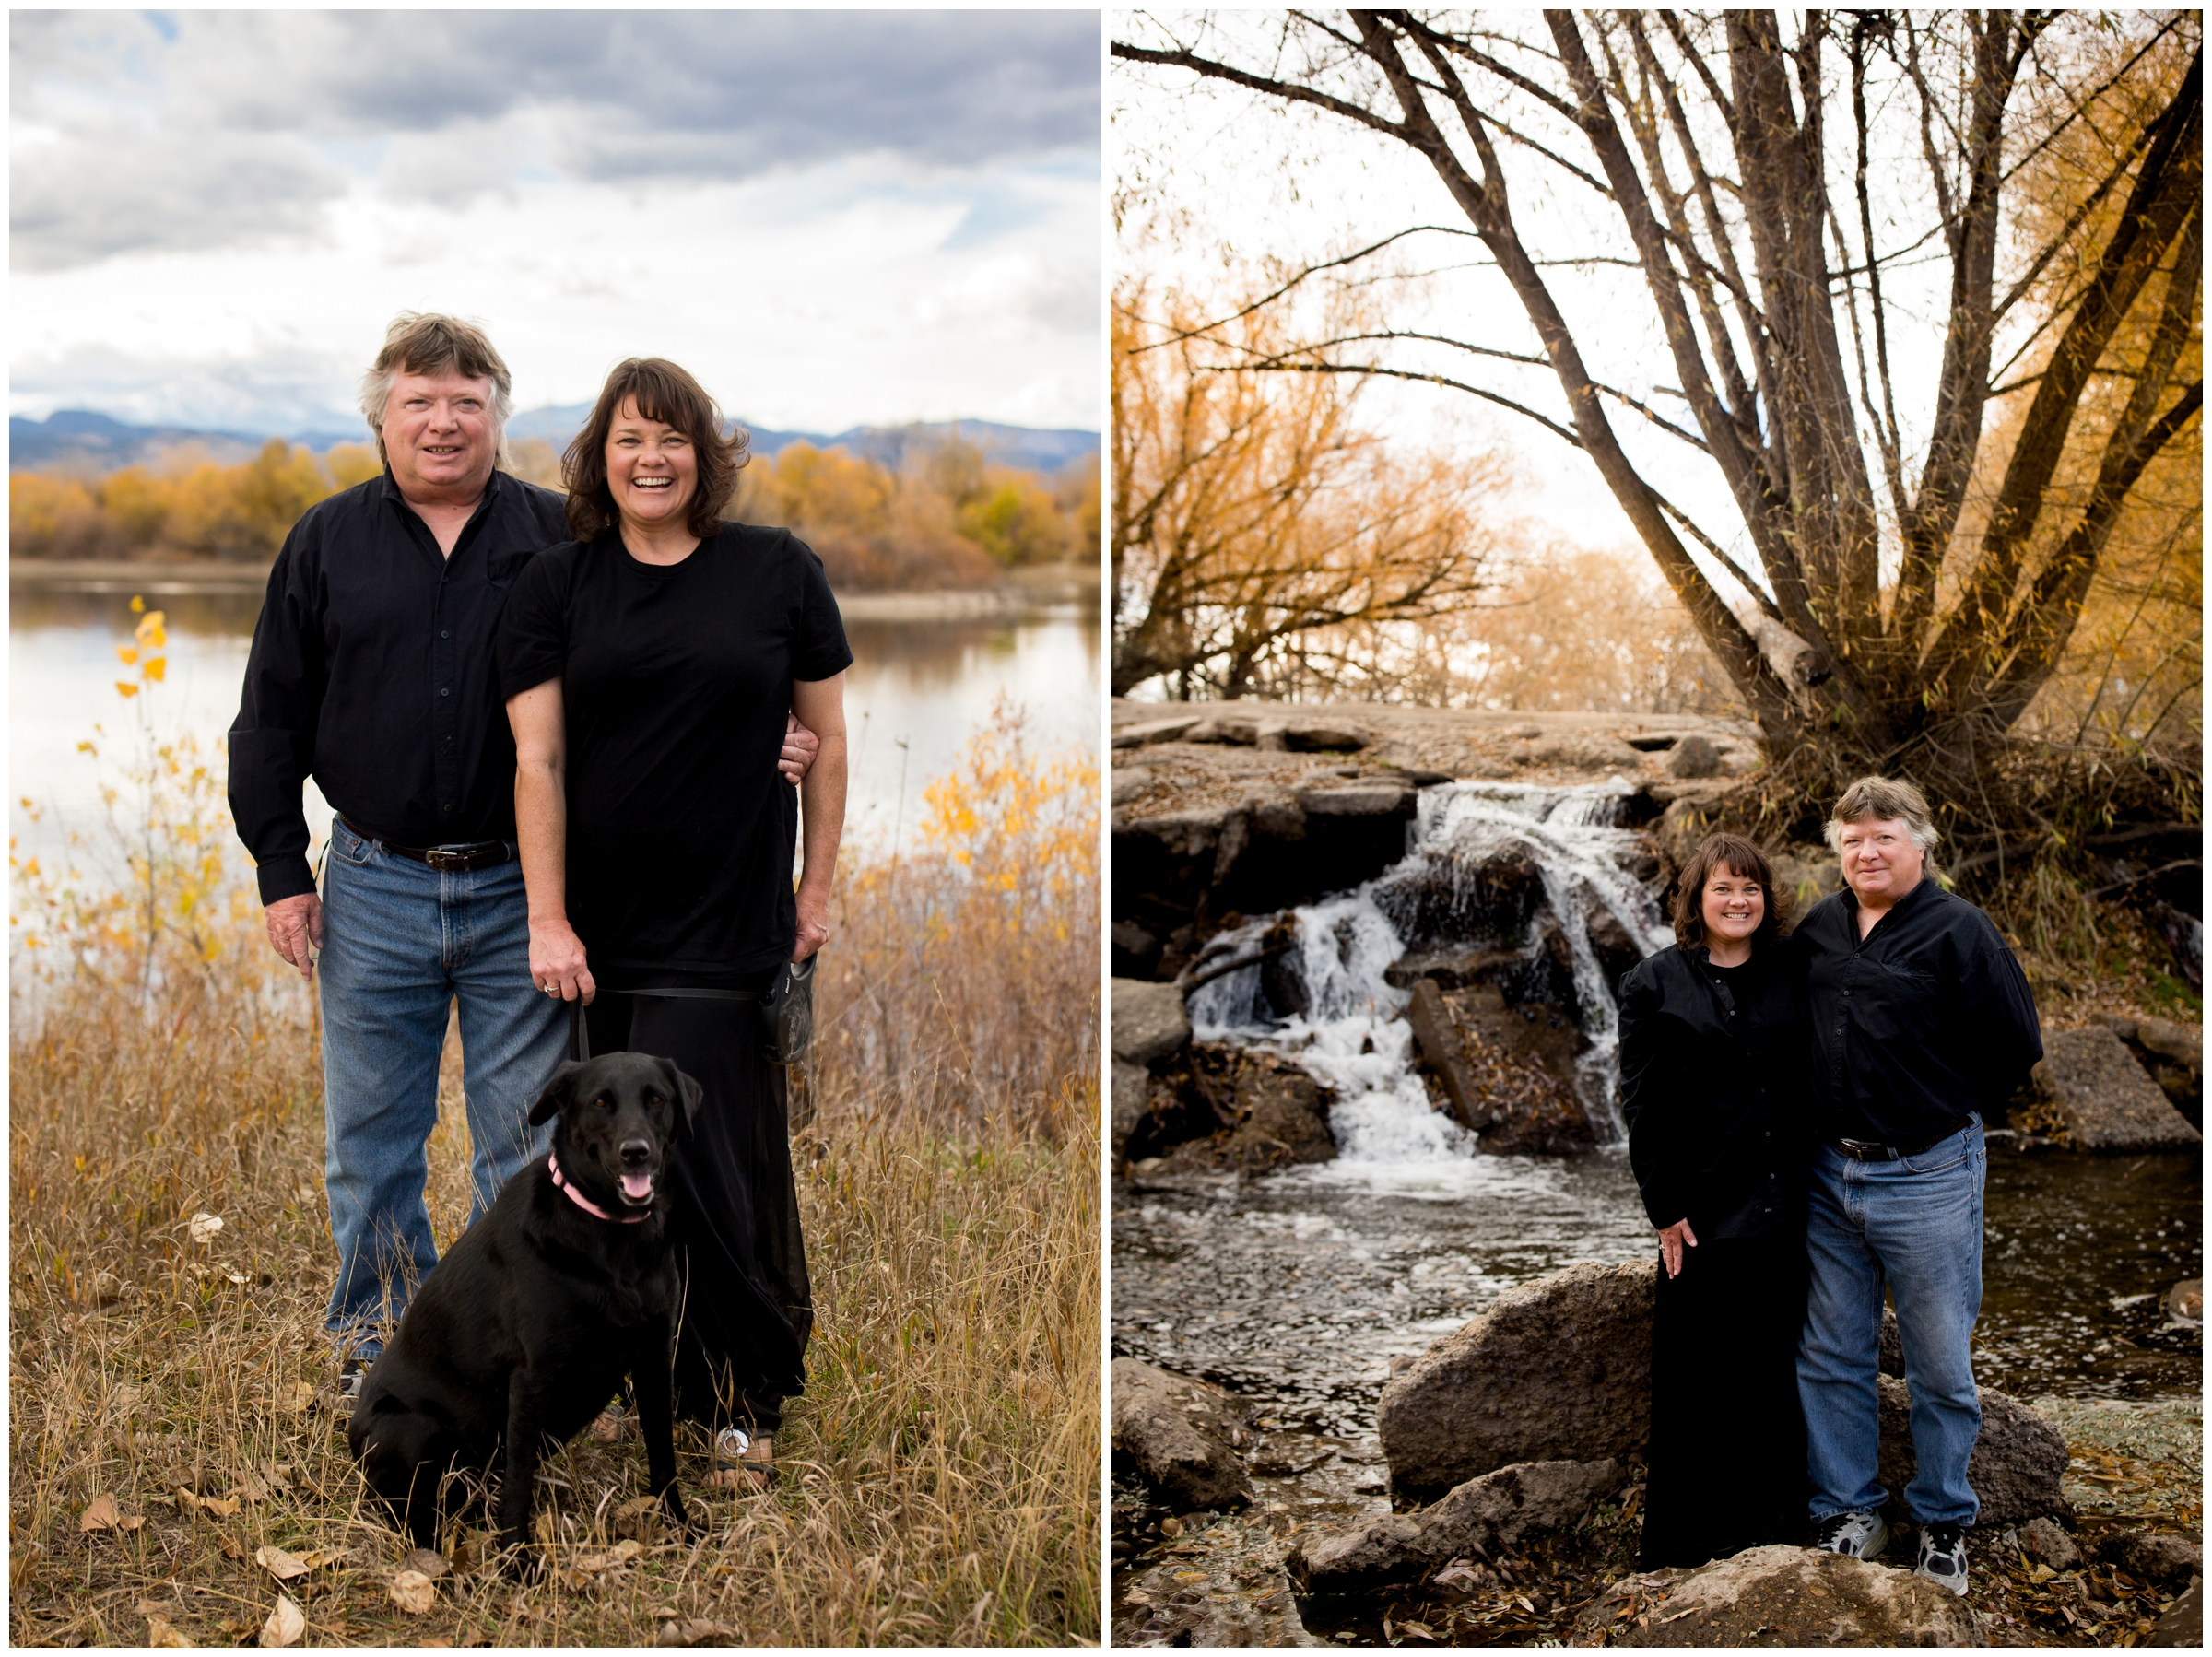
[1824,774,1942,861]
[359,312,514,468]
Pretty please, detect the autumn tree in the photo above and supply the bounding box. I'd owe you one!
[1113,279,1510,699]
[1113,12,2202,819]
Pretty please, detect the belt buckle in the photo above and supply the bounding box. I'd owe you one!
[424,847,467,872]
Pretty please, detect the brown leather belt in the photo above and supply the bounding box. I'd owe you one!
[1832,1124,1966,1162]
[340,816,511,872]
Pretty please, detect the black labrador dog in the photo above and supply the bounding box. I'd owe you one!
[347,1052,700,1574]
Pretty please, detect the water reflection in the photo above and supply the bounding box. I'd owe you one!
[8,582,1101,871]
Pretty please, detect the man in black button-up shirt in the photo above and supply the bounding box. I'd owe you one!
[1792,776,2041,1595]
[229,313,819,1393]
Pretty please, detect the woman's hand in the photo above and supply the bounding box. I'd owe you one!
[1656,1218,1698,1279]
[531,915,596,1005]
[792,884,830,962]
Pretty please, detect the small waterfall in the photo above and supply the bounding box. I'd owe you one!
[1188,779,1672,1168]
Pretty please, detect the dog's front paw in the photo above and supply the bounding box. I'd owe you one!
[661,1492,703,1543]
[498,1543,545,1583]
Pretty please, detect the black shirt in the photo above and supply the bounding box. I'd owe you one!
[1618,940,1810,1240]
[229,468,571,904]
[496,525,853,989]
[1795,877,2043,1146]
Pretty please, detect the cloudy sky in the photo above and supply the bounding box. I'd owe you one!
[10,8,1102,438]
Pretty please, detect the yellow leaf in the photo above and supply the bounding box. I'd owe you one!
[116,645,139,666]
[131,594,146,613]
[143,656,167,682]
[80,1492,122,1533]
[262,1594,304,1648]
[135,610,167,646]
[115,682,140,699]
[145,1614,194,1648]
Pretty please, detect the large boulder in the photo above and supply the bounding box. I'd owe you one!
[2101,1530,2203,1592]
[2090,1012,2204,1126]
[1129,1044,1336,1177]
[1405,978,1494,1133]
[2031,1026,2201,1151]
[1876,1377,2068,1525]
[1111,715,1201,749]
[1111,1358,1253,1513]
[1379,1260,1655,1497]
[1575,1545,1984,1646]
[1288,1458,1619,1592]
[1112,978,1190,1066]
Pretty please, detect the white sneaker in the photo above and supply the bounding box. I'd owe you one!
[1915,1522,1969,1595]
[1812,1509,1890,1559]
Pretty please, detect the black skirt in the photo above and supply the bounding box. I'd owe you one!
[584,986,810,1434]
[1638,1232,1809,1569]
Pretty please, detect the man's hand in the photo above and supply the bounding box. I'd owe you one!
[265,892,324,981]
[780,711,819,784]
[1657,1218,1698,1279]
[792,885,830,961]
[530,915,596,1005]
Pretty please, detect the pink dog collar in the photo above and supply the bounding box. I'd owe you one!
[547,1152,649,1224]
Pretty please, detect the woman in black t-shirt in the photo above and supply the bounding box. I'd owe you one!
[500,358,852,1487]
[1617,831,1812,1569]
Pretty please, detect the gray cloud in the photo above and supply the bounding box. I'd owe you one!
[13,10,1100,269]
[11,338,365,434]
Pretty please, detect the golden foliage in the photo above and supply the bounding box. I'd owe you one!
[1112,279,1511,699]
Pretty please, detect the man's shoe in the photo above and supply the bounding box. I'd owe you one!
[1915,1522,1969,1595]
[1812,1510,1890,1559]
[334,1357,371,1410]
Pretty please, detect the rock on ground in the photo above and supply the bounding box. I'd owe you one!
[1288,1458,1620,1592]
[2089,1012,2204,1126]
[1133,1045,1337,1177]
[2030,1027,2201,1151]
[1111,1357,1253,1513]
[1379,1260,1655,1497]
[1574,1545,1985,1646]
[2018,1516,2081,1570]
[2145,1577,2202,1647]
[1876,1377,2068,1526]
[2101,1530,2203,1591]
[1111,1059,1150,1162]
[1112,978,1191,1066]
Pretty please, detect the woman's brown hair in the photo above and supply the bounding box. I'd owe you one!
[1670,831,1791,950]
[561,358,750,543]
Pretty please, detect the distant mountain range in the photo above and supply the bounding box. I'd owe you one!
[10,407,1100,477]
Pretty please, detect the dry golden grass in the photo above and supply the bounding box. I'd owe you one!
[10,690,1101,1647]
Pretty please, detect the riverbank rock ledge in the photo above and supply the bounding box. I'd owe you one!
[1288,1458,1621,1592]
[1876,1376,2068,1525]
[1110,1357,1253,1513]
[1379,1260,1656,1498]
[1574,1546,1985,1647]
[1111,979,1190,1067]
[2031,1026,2201,1151]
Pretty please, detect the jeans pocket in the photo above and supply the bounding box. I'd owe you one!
[1900,1140,1970,1177]
[330,817,376,867]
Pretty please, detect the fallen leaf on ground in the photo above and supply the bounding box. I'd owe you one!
[616,1496,661,1521]
[278,1385,315,1415]
[255,1545,310,1581]
[574,1538,646,1571]
[217,1534,245,1560]
[390,1569,437,1614]
[655,1619,734,1648]
[79,1493,144,1534]
[261,1595,304,1648]
[229,1472,272,1503]
[400,1548,449,1580]
[144,1615,193,1648]
[178,1487,241,1519]
[187,1213,224,1242]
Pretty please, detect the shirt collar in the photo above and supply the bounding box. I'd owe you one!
[1845,869,1937,926]
[378,464,502,511]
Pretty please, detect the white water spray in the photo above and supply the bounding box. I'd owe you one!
[1188,779,1672,1171]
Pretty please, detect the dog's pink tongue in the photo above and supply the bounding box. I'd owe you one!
[621,1172,653,1201]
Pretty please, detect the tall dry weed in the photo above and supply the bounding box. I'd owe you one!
[9,636,1101,1646]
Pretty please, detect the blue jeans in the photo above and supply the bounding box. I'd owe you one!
[316,817,566,1361]
[1797,1119,1986,1526]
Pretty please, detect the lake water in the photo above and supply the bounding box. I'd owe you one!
[8,582,1100,882]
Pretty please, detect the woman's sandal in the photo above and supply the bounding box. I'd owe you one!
[706,1428,775,1489]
